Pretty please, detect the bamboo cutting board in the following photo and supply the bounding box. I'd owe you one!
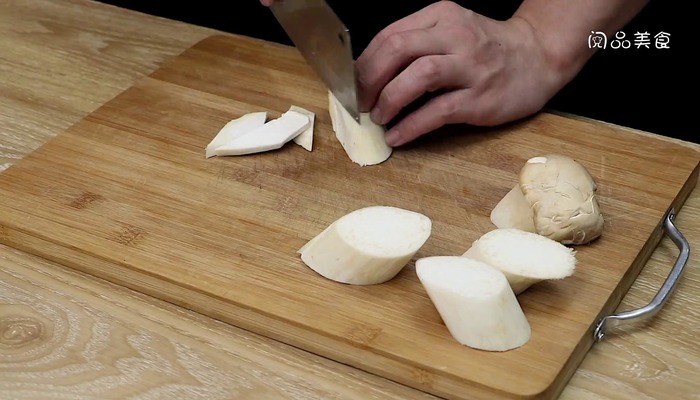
[0,34,698,399]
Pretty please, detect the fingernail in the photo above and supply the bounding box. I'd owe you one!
[385,129,401,146]
[370,106,383,125]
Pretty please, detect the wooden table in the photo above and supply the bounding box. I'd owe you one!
[1,1,698,399]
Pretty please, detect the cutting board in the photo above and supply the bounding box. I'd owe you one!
[1,34,698,400]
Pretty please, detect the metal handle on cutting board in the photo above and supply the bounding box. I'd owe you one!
[593,207,691,342]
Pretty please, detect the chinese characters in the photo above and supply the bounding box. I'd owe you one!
[588,31,670,49]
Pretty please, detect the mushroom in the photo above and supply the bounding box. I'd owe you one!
[327,90,392,167]
[490,154,604,245]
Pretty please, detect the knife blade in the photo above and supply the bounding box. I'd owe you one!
[270,0,360,122]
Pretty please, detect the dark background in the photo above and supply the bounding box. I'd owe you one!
[97,1,692,143]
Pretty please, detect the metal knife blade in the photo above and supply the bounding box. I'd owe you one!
[271,0,360,121]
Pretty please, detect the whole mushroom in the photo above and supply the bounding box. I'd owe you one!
[490,154,604,245]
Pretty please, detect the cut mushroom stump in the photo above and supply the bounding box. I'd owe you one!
[416,256,531,351]
[298,206,432,285]
[462,228,577,295]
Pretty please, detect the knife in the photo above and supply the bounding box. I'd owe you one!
[270,0,360,122]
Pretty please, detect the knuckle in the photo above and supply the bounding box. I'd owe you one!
[433,1,460,14]
[459,7,476,20]
[373,29,392,47]
[413,57,442,88]
[434,95,463,121]
[383,34,406,56]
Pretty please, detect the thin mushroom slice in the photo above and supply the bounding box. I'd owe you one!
[214,110,310,156]
[205,111,267,158]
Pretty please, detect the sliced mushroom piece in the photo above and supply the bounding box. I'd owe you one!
[328,91,392,166]
[205,111,267,158]
[213,110,309,156]
[289,105,315,151]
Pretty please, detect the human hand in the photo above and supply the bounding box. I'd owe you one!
[259,0,277,6]
[356,1,568,147]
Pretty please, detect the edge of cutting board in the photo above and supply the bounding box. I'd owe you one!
[548,160,700,399]
[2,33,699,399]
[1,162,698,400]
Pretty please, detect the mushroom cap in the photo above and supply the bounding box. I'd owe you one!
[518,154,604,245]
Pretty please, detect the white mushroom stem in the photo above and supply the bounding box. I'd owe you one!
[328,91,392,166]
[416,256,531,351]
[489,184,536,233]
[462,228,577,294]
[299,206,432,285]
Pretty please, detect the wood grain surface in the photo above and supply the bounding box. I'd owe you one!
[1,1,699,399]
[2,29,699,400]
[0,247,435,400]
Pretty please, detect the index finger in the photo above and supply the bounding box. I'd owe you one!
[356,29,449,113]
